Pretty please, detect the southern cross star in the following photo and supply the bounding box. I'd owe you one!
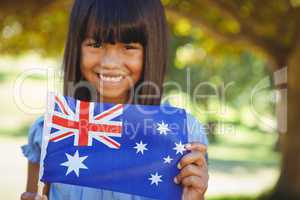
[60,150,88,177]
[163,155,173,164]
[173,141,186,155]
[134,140,148,154]
[148,172,163,186]
[156,121,170,135]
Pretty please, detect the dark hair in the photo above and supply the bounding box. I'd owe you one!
[63,0,169,105]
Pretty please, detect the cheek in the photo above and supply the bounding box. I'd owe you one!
[81,49,94,68]
[80,48,100,77]
[126,53,144,82]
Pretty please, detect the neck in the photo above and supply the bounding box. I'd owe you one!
[99,94,129,104]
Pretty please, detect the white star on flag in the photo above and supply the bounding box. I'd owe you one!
[173,141,186,155]
[134,140,148,154]
[163,155,173,164]
[156,121,170,135]
[60,150,88,177]
[148,172,163,186]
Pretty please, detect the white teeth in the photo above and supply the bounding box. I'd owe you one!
[99,74,123,82]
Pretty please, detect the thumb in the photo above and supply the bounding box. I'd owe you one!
[42,195,48,200]
[20,192,36,200]
[34,194,48,200]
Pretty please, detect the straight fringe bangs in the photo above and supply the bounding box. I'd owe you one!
[63,0,169,105]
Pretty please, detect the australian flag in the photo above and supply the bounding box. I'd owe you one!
[40,93,188,199]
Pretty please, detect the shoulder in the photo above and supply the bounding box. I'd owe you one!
[160,101,208,146]
[186,112,208,146]
[28,116,44,142]
[21,116,44,163]
[30,116,44,130]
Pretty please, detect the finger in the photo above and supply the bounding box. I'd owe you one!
[34,194,45,200]
[178,151,206,169]
[181,176,207,194]
[185,143,207,153]
[34,195,42,200]
[175,164,202,184]
[41,195,48,200]
[21,192,37,200]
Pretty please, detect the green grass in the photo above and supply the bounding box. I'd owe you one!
[206,124,279,198]
[0,123,31,138]
[208,125,279,165]
[206,188,274,200]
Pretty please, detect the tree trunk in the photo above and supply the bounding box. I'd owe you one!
[269,45,300,200]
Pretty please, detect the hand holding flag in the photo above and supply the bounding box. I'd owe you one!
[175,143,208,200]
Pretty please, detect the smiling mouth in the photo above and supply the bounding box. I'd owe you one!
[97,73,125,83]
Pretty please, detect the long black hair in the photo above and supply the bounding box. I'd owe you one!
[63,0,169,105]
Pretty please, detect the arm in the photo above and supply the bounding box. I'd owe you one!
[21,162,49,200]
[26,161,40,193]
[21,117,49,200]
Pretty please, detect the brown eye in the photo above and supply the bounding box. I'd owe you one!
[124,45,135,50]
[90,42,102,48]
[86,39,102,48]
[124,43,140,50]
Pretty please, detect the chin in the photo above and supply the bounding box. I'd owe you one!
[98,90,129,102]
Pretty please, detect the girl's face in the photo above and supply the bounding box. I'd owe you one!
[80,39,144,103]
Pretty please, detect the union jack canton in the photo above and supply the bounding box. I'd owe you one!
[49,95,123,148]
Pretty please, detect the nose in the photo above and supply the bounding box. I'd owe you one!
[100,47,122,70]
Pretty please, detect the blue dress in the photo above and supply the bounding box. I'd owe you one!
[22,106,208,200]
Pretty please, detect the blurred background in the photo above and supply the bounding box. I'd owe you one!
[1,0,299,199]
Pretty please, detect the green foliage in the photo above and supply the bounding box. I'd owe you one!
[0,4,69,57]
[165,0,300,69]
[166,29,272,110]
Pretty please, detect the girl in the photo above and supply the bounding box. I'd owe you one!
[21,0,209,199]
